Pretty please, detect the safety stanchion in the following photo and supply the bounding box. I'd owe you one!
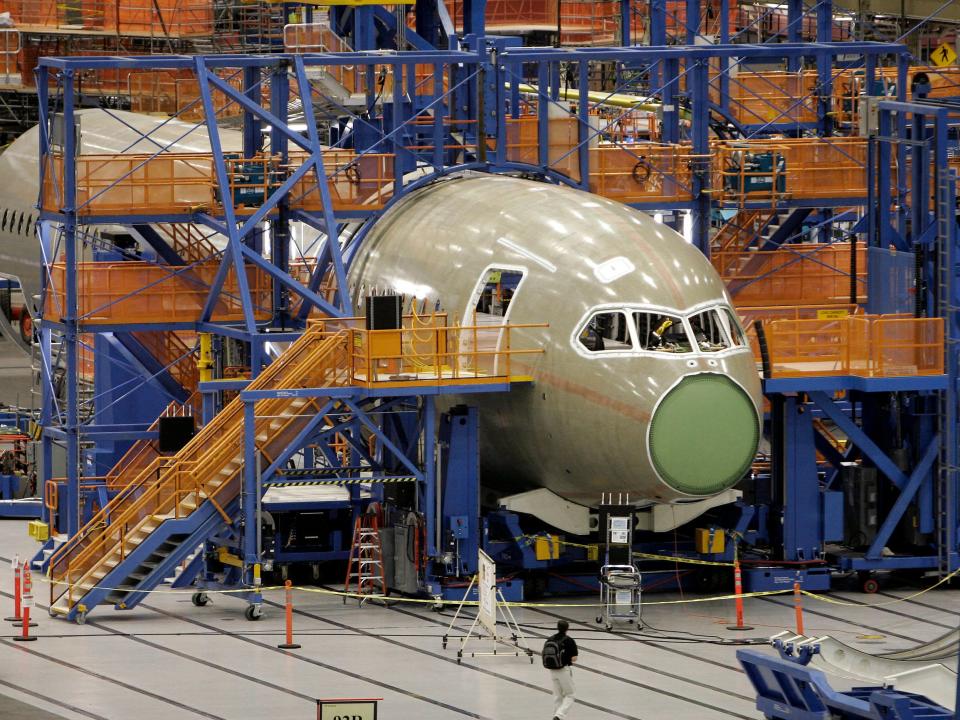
[726,559,753,631]
[277,580,301,650]
[793,580,805,635]
[12,562,36,629]
[13,565,37,641]
[4,555,21,622]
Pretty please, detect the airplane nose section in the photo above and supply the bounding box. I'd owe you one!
[648,374,759,496]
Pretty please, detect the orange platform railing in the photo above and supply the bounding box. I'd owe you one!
[45,261,272,325]
[715,242,866,307]
[0,0,213,36]
[764,315,944,378]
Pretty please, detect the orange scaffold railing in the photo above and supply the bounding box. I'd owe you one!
[763,315,944,378]
[714,242,867,307]
[44,260,272,325]
[0,0,213,36]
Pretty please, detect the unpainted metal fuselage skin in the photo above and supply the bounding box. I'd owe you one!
[349,175,763,506]
[0,110,240,312]
[0,112,762,508]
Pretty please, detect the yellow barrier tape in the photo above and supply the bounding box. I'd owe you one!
[802,567,960,607]
[35,571,791,608]
[633,552,734,567]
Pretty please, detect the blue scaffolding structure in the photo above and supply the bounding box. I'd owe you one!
[29,24,960,617]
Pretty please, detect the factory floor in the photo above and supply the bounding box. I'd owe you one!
[0,522,957,719]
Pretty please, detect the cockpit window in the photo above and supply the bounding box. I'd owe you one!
[689,309,731,352]
[633,311,691,353]
[578,311,632,352]
[720,308,747,347]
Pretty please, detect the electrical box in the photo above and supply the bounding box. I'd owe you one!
[28,520,49,541]
[694,527,725,554]
[450,515,469,540]
[534,535,561,561]
[858,95,881,137]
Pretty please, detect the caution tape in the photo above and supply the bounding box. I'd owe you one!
[34,570,792,608]
[801,567,960,607]
[633,552,734,567]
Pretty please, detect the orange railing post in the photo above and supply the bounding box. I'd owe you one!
[727,548,753,631]
[278,580,301,650]
[13,562,37,633]
[793,578,805,635]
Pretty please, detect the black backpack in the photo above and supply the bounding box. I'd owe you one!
[541,636,563,669]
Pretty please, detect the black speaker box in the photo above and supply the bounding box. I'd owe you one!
[365,295,402,330]
[158,416,196,454]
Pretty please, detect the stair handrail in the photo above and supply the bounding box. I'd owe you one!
[49,329,350,608]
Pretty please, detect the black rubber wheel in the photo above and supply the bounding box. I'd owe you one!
[861,578,879,594]
[191,592,209,607]
[245,604,262,621]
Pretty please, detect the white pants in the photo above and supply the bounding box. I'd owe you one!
[549,667,575,718]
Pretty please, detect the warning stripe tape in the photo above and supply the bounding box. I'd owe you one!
[264,477,416,487]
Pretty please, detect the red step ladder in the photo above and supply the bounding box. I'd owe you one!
[344,514,387,600]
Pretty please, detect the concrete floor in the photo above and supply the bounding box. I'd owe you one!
[0,521,957,720]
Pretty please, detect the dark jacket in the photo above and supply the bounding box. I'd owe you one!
[549,633,578,667]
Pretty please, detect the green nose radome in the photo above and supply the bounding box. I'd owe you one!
[648,374,759,496]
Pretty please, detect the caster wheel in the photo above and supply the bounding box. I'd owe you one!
[442,636,448,650]
[192,592,210,607]
[75,611,87,625]
[245,604,263,621]
[628,619,634,624]
[432,604,445,613]
[596,616,603,624]
[862,578,879,594]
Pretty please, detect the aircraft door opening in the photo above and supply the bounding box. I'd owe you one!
[461,267,526,376]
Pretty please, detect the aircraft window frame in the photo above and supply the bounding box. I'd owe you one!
[688,308,733,353]
[718,307,747,347]
[577,309,635,353]
[633,310,693,353]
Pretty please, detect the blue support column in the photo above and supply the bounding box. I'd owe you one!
[786,0,802,71]
[689,58,710,255]
[684,0,698,44]
[62,69,80,537]
[619,0,630,45]
[577,61,589,191]
[423,397,437,556]
[780,396,822,561]
[242,400,260,591]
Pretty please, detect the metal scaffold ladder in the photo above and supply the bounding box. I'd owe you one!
[344,514,388,600]
[935,169,958,578]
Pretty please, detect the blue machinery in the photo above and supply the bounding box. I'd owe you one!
[26,0,960,621]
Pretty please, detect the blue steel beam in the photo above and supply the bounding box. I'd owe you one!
[808,391,911,491]
[864,438,939,560]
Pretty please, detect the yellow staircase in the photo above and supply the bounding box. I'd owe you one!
[48,327,352,620]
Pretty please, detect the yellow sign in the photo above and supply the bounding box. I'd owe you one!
[317,699,378,720]
[932,43,957,67]
[817,309,850,320]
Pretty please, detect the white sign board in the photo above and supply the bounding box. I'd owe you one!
[477,549,497,634]
[316,699,378,720]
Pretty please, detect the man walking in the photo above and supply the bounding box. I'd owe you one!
[542,619,578,719]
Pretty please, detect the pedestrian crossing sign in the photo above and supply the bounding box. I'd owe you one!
[932,43,956,67]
